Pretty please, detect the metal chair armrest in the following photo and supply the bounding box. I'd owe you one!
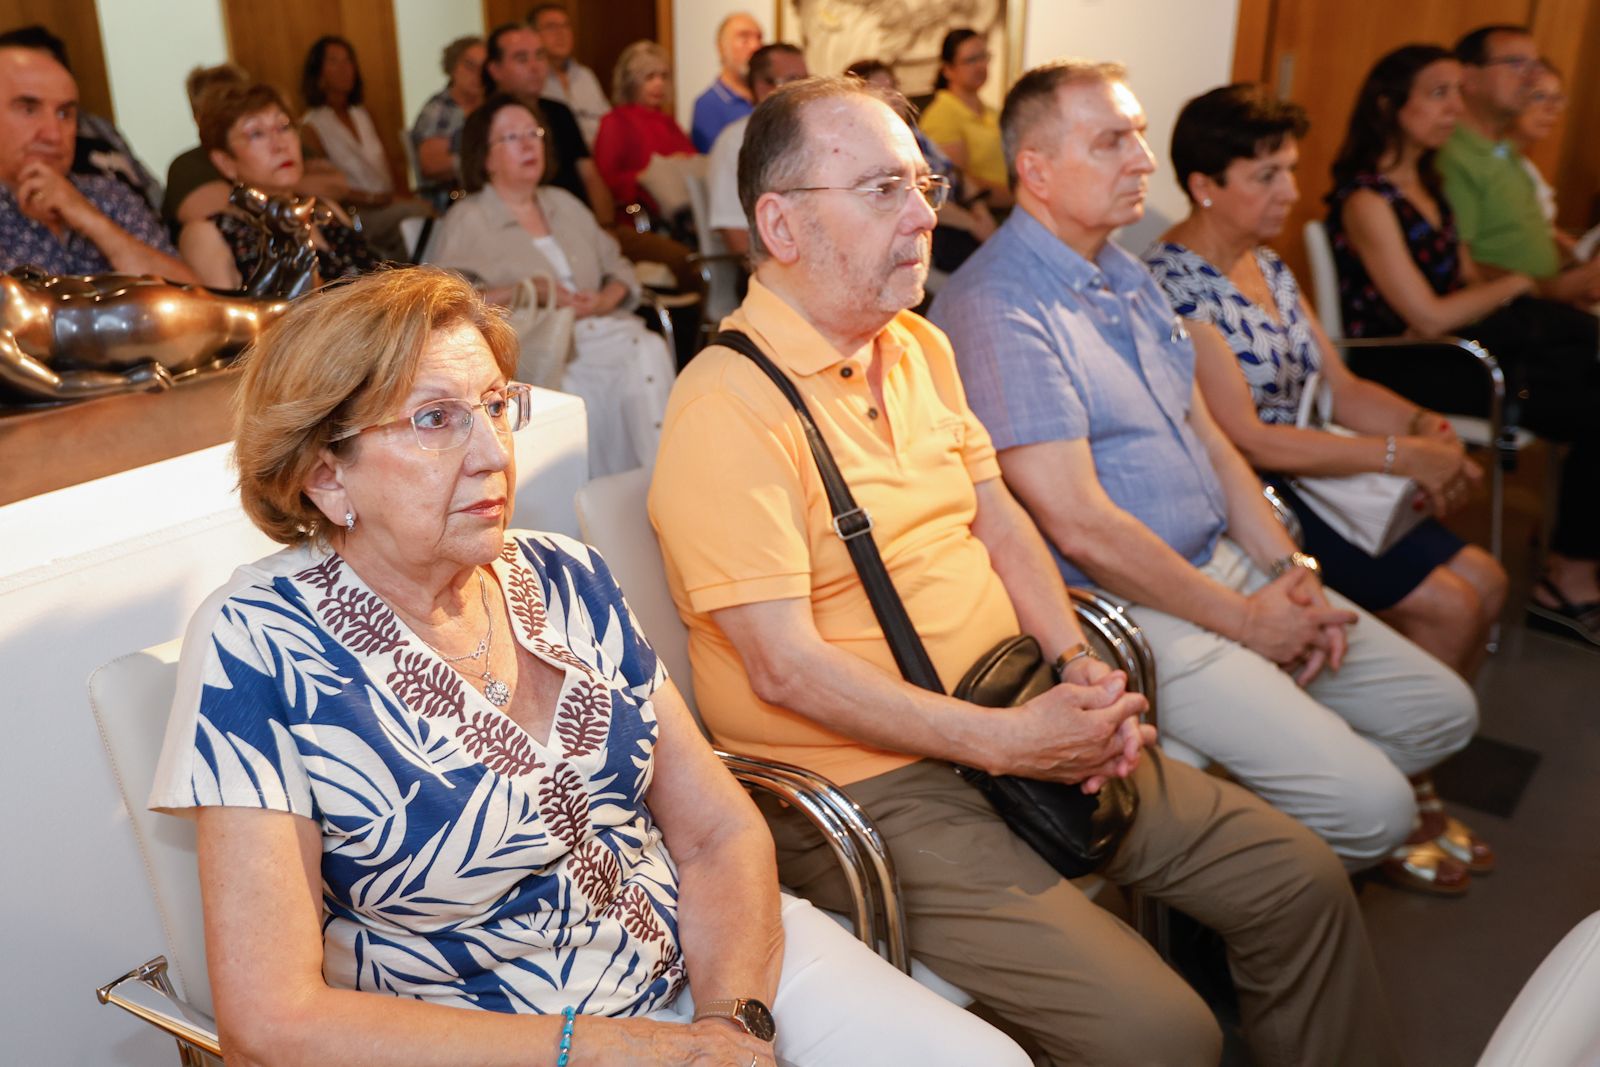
[97,956,222,1061]
[1069,590,1159,730]
[720,751,896,966]
[1329,335,1507,448]
[622,202,653,235]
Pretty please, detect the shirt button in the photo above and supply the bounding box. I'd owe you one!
[840,366,854,378]
[867,406,880,420]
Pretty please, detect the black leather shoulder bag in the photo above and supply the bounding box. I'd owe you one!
[712,329,1136,878]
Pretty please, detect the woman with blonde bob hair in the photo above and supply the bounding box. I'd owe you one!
[593,39,698,221]
[149,268,1029,1067]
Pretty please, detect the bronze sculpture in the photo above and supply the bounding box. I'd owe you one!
[0,187,333,406]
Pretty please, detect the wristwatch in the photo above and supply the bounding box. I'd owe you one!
[694,997,777,1042]
[1052,641,1102,681]
[1268,551,1321,580]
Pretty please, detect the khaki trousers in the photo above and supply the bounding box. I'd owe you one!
[764,751,1401,1067]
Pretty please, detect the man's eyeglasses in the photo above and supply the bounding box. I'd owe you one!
[330,383,533,452]
[490,127,546,147]
[1481,55,1538,73]
[781,173,952,214]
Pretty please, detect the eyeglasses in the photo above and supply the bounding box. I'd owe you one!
[957,51,993,65]
[781,173,952,213]
[1481,55,1538,72]
[233,119,295,147]
[490,127,546,147]
[330,383,533,451]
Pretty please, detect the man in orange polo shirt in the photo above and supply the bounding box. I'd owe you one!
[649,75,1399,1067]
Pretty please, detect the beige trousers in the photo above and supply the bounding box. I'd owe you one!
[765,752,1401,1067]
[1101,537,1479,867]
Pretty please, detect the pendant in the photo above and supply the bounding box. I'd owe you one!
[483,673,511,707]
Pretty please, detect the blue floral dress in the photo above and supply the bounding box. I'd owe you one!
[150,531,685,1016]
[1145,242,1464,611]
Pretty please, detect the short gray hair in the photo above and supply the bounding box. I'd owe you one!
[737,74,898,261]
[1000,59,1127,186]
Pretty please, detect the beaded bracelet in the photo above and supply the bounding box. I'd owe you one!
[1382,435,1397,475]
[557,1006,575,1067]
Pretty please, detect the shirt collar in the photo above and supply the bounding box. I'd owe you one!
[1003,208,1148,295]
[729,276,913,377]
[1451,122,1515,159]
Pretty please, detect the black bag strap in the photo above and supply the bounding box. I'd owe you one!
[710,329,946,694]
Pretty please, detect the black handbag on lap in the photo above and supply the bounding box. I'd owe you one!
[713,330,1137,879]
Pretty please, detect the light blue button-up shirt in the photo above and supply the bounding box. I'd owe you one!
[929,209,1228,586]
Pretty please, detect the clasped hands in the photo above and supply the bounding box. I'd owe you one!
[1240,567,1357,687]
[991,656,1154,795]
[1394,412,1482,518]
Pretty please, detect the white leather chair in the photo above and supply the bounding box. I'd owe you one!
[681,170,747,336]
[1477,911,1600,1067]
[1302,219,1532,563]
[90,640,222,1066]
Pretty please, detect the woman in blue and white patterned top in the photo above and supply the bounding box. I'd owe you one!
[149,268,1028,1067]
[1147,85,1505,895]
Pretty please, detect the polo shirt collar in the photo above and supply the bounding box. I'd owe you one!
[734,276,911,377]
[1451,121,1516,160]
[1003,208,1148,295]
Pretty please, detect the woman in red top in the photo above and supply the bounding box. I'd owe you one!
[593,40,697,224]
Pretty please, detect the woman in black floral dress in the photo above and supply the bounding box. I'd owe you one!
[1326,44,1600,646]
[178,82,380,290]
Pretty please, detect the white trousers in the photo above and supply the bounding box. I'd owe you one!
[646,894,1031,1067]
[1101,537,1479,869]
[563,314,675,478]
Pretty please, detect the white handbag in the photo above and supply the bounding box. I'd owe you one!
[1289,372,1429,556]
[505,275,576,390]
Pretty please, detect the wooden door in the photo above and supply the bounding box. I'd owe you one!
[221,0,408,191]
[1233,0,1597,287]
[0,0,113,119]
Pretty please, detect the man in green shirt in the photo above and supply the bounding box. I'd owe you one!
[1439,24,1600,306]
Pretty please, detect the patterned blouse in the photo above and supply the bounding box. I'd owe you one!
[209,210,380,287]
[1146,242,1320,426]
[150,532,685,1017]
[1326,173,1463,337]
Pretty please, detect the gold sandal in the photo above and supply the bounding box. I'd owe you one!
[1415,779,1496,874]
[1380,839,1470,897]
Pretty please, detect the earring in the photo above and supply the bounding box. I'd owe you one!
[344,511,356,530]
[1201,197,1213,208]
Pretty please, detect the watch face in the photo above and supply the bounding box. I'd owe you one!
[739,998,776,1042]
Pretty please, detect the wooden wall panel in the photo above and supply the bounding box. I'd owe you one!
[1233,0,1546,284]
[0,0,113,119]
[1533,0,1600,230]
[222,0,409,191]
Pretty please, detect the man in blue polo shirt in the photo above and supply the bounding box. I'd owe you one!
[690,12,762,152]
[931,60,1478,892]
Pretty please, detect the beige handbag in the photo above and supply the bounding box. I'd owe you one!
[1290,372,1428,556]
[505,274,576,390]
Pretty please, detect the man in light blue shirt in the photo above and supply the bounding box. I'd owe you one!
[931,60,1477,887]
[689,12,761,152]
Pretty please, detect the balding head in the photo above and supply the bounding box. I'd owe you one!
[716,12,763,79]
[1000,59,1126,187]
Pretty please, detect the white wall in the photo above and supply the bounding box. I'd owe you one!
[1023,0,1241,250]
[95,0,230,180]
[673,1,775,130]
[393,0,484,144]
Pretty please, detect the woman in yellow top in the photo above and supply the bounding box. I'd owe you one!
[919,28,1012,209]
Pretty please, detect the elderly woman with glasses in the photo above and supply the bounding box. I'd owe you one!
[429,93,674,476]
[179,82,378,290]
[148,267,1029,1067]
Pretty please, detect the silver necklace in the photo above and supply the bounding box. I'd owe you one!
[422,571,511,707]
